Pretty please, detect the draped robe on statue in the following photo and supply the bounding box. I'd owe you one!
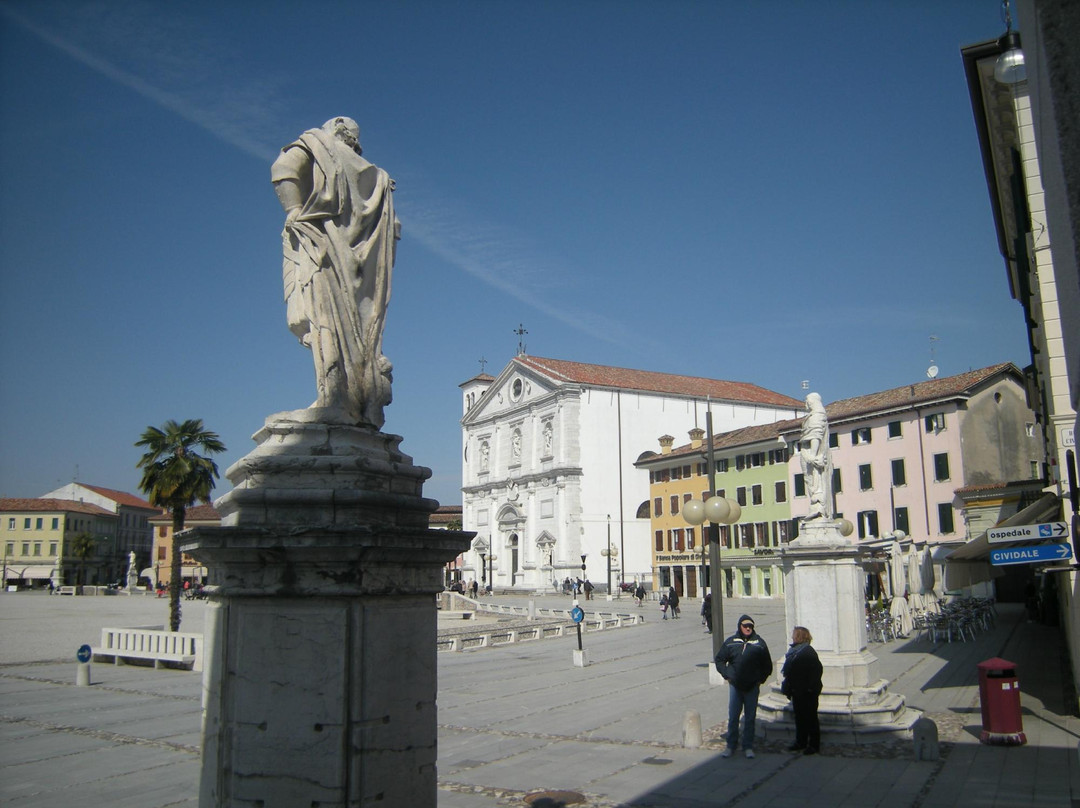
[271,122,397,428]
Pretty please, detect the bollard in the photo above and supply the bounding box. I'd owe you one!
[683,711,702,748]
[75,644,92,686]
[528,599,536,620]
[912,717,939,761]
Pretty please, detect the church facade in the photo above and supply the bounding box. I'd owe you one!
[460,356,802,593]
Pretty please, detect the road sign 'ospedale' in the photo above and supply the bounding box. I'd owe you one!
[989,543,1073,566]
[987,522,1069,544]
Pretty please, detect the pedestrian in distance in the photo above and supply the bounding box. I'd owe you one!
[634,583,646,607]
[584,579,594,600]
[781,625,823,755]
[701,592,713,633]
[715,614,773,759]
[668,586,680,619]
[660,593,669,619]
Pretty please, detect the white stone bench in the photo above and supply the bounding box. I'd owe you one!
[92,627,203,671]
[57,586,78,596]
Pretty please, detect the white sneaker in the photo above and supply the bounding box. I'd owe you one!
[745,749,755,759]
[720,748,733,758]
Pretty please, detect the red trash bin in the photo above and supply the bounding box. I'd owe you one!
[976,657,1026,745]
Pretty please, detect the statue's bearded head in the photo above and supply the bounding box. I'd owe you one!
[324,116,362,155]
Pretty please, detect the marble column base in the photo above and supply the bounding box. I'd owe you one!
[758,519,921,741]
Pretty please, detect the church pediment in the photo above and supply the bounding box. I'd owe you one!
[462,360,559,424]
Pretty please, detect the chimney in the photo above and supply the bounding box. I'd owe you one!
[688,427,705,449]
[658,435,675,455]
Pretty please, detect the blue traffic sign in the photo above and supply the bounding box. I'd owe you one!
[77,644,92,663]
[570,606,584,624]
[989,543,1073,566]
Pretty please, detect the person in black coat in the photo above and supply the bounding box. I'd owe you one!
[781,625,823,754]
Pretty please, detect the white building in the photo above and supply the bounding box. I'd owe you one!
[460,355,801,593]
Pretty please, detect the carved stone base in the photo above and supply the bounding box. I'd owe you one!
[759,519,920,741]
[215,408,438,529]
[181,413,472,808]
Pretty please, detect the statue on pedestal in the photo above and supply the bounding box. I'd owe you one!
[799,393,832,520]
[272,117,400,429]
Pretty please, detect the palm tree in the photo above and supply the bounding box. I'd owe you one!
[70,532,97,589]
[136,419,226,631]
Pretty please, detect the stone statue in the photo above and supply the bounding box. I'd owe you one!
[271,117,400,428]
[128,551,136,574]
[799,392,832,520]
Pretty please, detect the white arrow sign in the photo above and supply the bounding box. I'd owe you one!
[987,522,1070,544]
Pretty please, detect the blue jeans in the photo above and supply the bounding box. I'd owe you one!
[725,684,760,751]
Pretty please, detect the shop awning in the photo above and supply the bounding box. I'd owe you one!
[5,565,57,579]
[945,493,1062,589]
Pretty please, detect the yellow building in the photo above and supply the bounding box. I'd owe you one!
[1,498,118,588]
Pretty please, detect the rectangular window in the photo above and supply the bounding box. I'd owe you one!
[938,504,955,534]
[655,530,663,551]
[829,432,839,448]
[741,569,752,596]
[892,459,906,487]
[736,487,747,507]
[736,455,745,471]
[5,542,13,557]
[716,459,728,473]
[793,474,806,497]
[852,427,872,446]
[859,464,873,491]
[683,465,691,479]
[666,530,674,551]
[158,546,167,561]
[888,420,902,438]
[654,497,663,517]
[716,488,726,500]
[35,518,43,530]
[777,521,791,543]
[719,524,731,549]
[674,528,684,551]
[32,543,41,556]
[751,485,763,505]
[48,542,57,556]
[895,507,910,535]
[7,518,13,530]
[934,453,950,482]
[23,518,31,529]
[51,518,59,530]
[739,524,754,548]
[671,466,682,480]
[925,413,945,433]
[687,527,695,549]
[762,569,772,596]
[21,542,29,555]
[754,523,767,546]
[670,495,680,516]
[832,468,842,493]
[1031,460,1039,478]
[857,510,879,539]
[775,481,787,503]
[683,493,693,504]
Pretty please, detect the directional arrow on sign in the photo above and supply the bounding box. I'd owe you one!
[987,522,1070,543]
[989,543,1073,566]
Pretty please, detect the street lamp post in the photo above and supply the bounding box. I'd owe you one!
[488,553,496,594]
[601,541,618,599]
[682,409,741,660]
[478,552,486,586]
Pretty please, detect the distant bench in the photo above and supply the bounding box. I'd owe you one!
[91,627,204,671]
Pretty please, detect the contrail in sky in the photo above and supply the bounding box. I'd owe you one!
[1,2,633,346]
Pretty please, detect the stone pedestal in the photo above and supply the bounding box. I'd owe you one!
[758,519,920,741]
[182,409,472,808]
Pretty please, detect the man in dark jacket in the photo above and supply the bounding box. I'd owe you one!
[714,614,773,758]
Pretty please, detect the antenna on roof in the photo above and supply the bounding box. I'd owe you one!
[927,335,939,379]
[514,323,528,356]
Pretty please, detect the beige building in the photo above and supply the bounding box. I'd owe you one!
[147,504,221,587]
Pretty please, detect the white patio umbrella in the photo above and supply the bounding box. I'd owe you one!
[919,548,940,613]
[907,549,925,612]
[888,540,914,636]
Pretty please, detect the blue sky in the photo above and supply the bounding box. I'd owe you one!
[0,1,1026,507]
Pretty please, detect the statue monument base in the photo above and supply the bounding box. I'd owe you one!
[182,410,472,808]
[758,519,921,742]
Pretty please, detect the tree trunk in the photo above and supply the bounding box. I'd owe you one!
[170,507,185,632]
